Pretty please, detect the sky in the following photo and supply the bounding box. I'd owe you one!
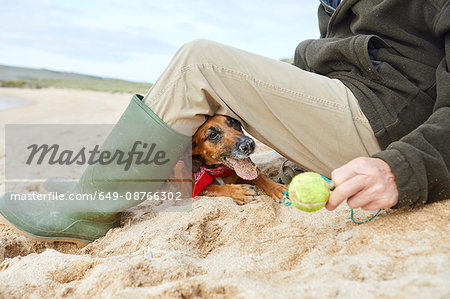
[0,0,320,83]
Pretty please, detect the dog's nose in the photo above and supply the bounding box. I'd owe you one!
[237,137,255,155]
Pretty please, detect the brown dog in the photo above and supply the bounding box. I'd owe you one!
[173,115,287,204]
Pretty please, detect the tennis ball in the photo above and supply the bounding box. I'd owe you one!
[288,172,330,212]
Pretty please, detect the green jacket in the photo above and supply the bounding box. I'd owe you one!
[294,0,449,207]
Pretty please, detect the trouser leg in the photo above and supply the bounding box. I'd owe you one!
[143,39,381,176]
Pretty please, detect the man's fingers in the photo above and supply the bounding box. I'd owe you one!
[326,175,367,210]
[331,157,370,186]
[347,192,373,209]
[327,157,399,211]
[331,163,356,187]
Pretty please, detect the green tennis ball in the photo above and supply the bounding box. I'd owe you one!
[288,172,330,212]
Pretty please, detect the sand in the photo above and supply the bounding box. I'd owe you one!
[0,87,449,298]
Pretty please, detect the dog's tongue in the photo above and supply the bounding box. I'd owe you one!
[227,157,258,180]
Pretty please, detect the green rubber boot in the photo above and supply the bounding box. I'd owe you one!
[0,94,191,246]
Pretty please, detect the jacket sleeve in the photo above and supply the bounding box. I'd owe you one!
[372,7,450,207]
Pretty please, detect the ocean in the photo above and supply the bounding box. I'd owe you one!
[0,93,32,110]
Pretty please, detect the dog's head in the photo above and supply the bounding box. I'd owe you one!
[191,115,258,180]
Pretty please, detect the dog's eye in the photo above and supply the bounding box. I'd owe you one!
[208,131,219,140]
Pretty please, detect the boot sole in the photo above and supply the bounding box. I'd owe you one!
[0,213,91,248]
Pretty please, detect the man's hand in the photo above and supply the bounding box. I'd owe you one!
[326,157,399,211]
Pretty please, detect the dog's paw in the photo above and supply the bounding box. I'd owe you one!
[201,184,259,205]
[229,184,260,205]
[267,183,287,204]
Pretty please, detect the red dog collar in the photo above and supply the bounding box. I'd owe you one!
[193,164,235,197]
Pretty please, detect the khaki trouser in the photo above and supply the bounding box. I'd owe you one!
[143,39,381,176]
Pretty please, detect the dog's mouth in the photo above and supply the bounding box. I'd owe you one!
[221,157,258,180]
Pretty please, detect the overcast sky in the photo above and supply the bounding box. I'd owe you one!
[0,0,320,83]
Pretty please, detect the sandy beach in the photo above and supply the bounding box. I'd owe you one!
[0,87,449,298]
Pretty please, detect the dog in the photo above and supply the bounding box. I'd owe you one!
[173,115,287,205]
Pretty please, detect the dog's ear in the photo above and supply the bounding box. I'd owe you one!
[225,115,243,131]
[191,154,203,173]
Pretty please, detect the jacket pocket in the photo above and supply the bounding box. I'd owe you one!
[350,35,390,81]
[294,35,389,81]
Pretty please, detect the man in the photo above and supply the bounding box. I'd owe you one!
[142,0,449,211]
[1,0,448,244]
